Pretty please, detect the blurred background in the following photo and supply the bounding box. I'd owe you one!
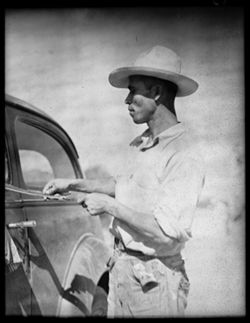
[5,6,245,317]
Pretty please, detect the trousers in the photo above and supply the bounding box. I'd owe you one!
[107,250,190,317]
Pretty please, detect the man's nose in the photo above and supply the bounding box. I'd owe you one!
[125,93,132,105]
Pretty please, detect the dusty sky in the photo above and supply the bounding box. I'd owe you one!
[5,6,244,216]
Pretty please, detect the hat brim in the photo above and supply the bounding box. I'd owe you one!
[108,67,198,97]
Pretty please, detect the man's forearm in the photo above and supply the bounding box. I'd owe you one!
[69,177,116,197]
[106,199,177,248]
[79,192,181,253]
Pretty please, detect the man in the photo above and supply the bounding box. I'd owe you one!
[43,46,205,317]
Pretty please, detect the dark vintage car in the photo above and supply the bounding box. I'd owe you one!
[5,94,111,316]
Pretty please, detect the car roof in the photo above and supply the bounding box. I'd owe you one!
[5,93,79,158]
[5,94,55,120]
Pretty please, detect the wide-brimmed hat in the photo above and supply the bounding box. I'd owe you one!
[108,46,198,97]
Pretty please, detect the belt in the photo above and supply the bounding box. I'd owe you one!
[114,237,156,260]
[107,237,155,270]
[113,237,185,272]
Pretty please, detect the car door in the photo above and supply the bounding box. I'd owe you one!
[6,103,110,316]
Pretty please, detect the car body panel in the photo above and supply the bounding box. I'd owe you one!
[24,202,108,315]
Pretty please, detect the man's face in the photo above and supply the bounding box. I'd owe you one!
[125,76,157,124]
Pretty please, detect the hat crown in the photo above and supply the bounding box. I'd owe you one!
[108,45,198,96]
[133,46,182,74]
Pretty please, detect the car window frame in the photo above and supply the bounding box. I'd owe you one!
[6,105,83,191]
[5,139,12,185]
[5,106,21,187]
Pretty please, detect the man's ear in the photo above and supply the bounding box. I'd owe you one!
[151,85,162,103]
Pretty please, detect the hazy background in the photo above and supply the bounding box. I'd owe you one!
[5,6,245,317]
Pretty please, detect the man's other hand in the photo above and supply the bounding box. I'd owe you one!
[77,192,115,216]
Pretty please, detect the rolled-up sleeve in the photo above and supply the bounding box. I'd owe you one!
[153,152,205,243]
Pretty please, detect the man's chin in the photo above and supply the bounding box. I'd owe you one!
[132,118,144,124]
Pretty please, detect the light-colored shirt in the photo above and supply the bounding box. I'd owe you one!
[110,123,205,257]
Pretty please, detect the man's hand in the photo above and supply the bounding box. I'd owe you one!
[77,192,116,216]
[43,179,73,195]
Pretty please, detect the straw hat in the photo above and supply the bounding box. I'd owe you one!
[108,46,198,97]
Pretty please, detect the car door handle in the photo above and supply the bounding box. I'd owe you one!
[8,220,37,228]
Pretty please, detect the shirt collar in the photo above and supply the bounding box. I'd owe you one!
[130,122,186,151]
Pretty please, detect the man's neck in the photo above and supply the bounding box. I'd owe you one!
[147,104,178,138]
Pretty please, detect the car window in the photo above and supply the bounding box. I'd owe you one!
[15,119,76,190]
[19,150,54,189]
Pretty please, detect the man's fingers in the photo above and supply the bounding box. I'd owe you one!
[77,193,88,207]
[43,182,56,195]
[42,184,50,194]
[43,187,55,195]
